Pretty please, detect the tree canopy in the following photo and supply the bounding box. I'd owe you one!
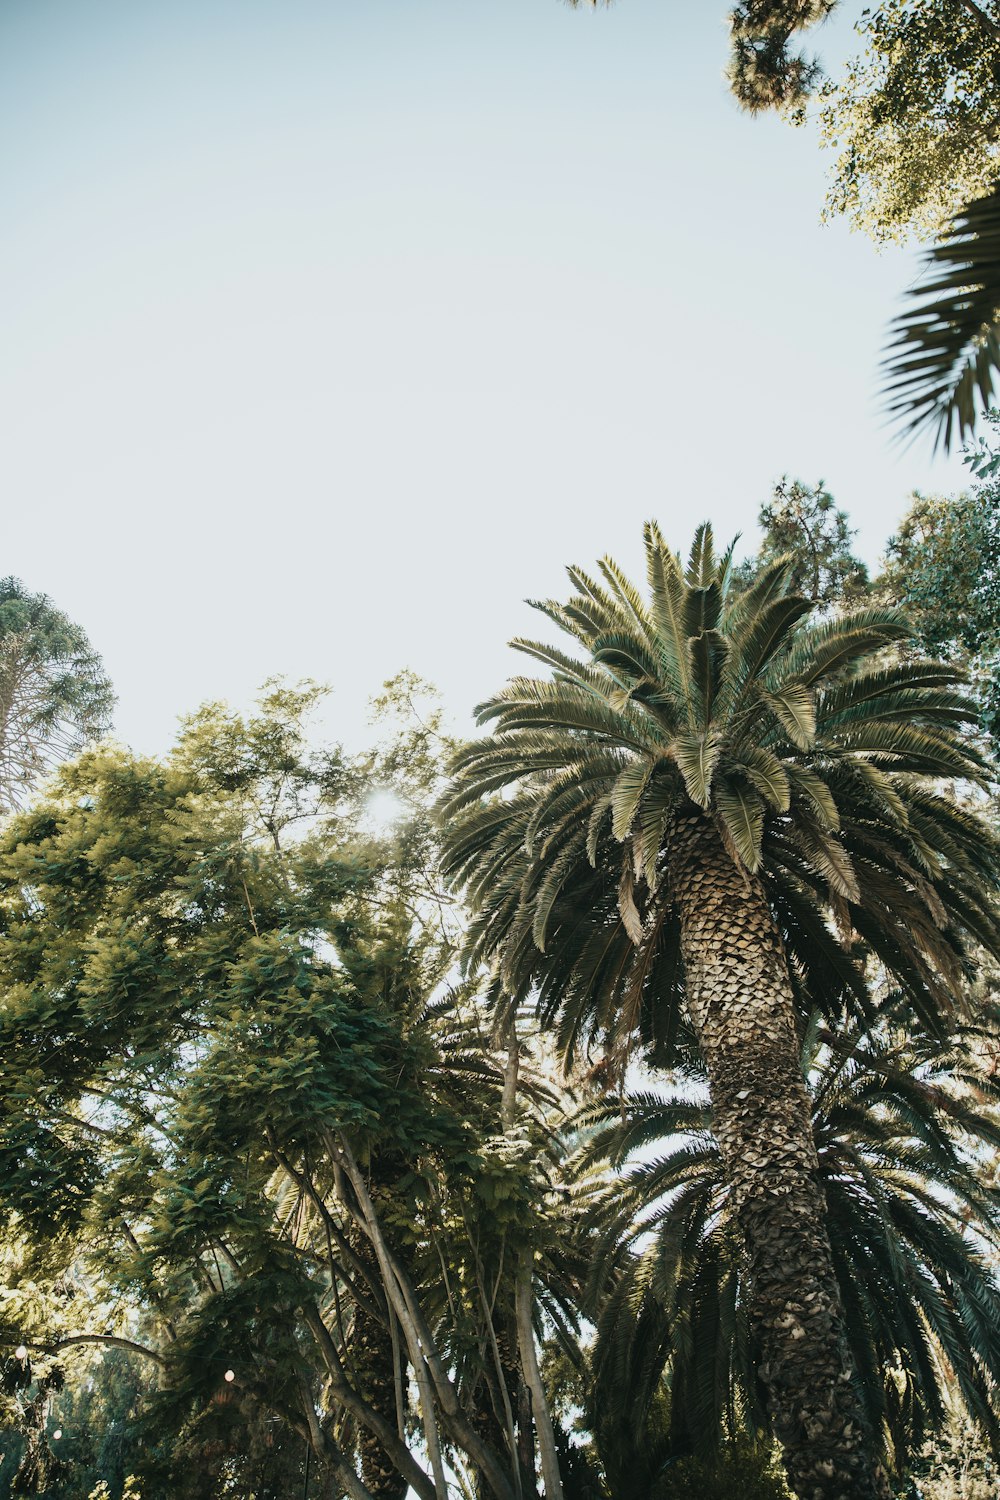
[2,498,1000,1499]
[0,683,587,1500]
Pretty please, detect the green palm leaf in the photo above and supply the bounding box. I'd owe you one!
[671,731,721,808]
[884,181,1000,452]
[716,776,766,871]
[762,682,816,748]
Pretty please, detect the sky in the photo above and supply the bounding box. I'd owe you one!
[0,0,975,756]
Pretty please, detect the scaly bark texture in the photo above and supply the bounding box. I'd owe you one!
[350,1209,407,1500]
[670,813,886,1500]
[471,1318,536,1500]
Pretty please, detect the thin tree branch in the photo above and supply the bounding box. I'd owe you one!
[953,0,1000,43]
[25,1334,167,1368]
[515,1262,565,1500]
[329,1132,518,1500]
[119,1221,178,1344]
[301,1303,437,1500]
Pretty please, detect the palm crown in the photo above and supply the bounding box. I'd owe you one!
[442,523,1000,1059]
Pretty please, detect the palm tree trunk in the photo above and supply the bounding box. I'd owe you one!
[669,812,887,1500]
[351,1226,408,1500]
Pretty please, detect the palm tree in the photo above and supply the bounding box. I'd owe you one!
[439,523,1000,1500]
[578,1003,1000,1485]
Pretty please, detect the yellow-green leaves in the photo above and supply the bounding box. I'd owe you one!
[688,629,728,732]
[610,757,656,842]
[644,520,690,699]
[672,733,721,809]
[786,765,840,831]
[716,778,766,871]
[733,746,790,813]
[617,859,644,944]
[763,683,816,749]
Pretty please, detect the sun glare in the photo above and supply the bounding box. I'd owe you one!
[364,789,406,834]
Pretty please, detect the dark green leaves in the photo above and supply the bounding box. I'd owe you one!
[884,182,1000,451]
[444,519,1000,1069]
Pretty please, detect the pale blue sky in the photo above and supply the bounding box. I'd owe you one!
[0,0,972,752]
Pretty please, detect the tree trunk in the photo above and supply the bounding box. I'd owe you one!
[350,1177,408,1500]
[470,1358,518,1500]
[669,812,886,1500]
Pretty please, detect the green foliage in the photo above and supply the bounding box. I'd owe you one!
[736,478,870,605]
[720,1,1000,244]
[652,1441,790,1500]
[0,681,583,1499]
[909,1413,999,1497]
[882,184,1000,450]
[88,1483,143,1500]
[818,1,1000,244]
[717,1,1000,446]
[726,2,836,115]
[881,478,1000,738]
[442,521,999,1064]
[0,578,113,814]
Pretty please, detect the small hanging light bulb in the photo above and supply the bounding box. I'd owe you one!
[223,1369,235,1383]
[14,1346,27,1361]
[52,1429,62,1441]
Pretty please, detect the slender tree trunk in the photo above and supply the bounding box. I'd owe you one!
[350,1225,408,1500]
[669,812,887,1500]
[470,1350,519,1500]
[515,1259,565,1500]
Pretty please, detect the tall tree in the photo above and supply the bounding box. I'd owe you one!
[0,577,113,813]
[441,522,1000,1500]
[0,684,575,1500]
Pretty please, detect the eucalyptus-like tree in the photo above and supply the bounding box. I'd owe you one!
[440,523,1000,1500]
[578,1003,1000,1483]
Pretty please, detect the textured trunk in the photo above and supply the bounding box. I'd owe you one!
[516,1260,564,1500]
[670,812,886,1500]
[471,1316,536,1500]
[470,1362,517,1500]
[350,1189,408,1500]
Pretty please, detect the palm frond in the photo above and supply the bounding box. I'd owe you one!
[884,180,1000,452]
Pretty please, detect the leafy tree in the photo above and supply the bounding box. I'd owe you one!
[735,478,870,605]
[879,478,1000,741]
[721,1,1000,447]
[812,1,1000,244]
[440,521,1000,1500]
[910,1414,999,1498]
[726,1,838,115]
[0,684,574,1500]
[0,578,113,814]
[721,0,1000,225]
[577,1002,1000,1482]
